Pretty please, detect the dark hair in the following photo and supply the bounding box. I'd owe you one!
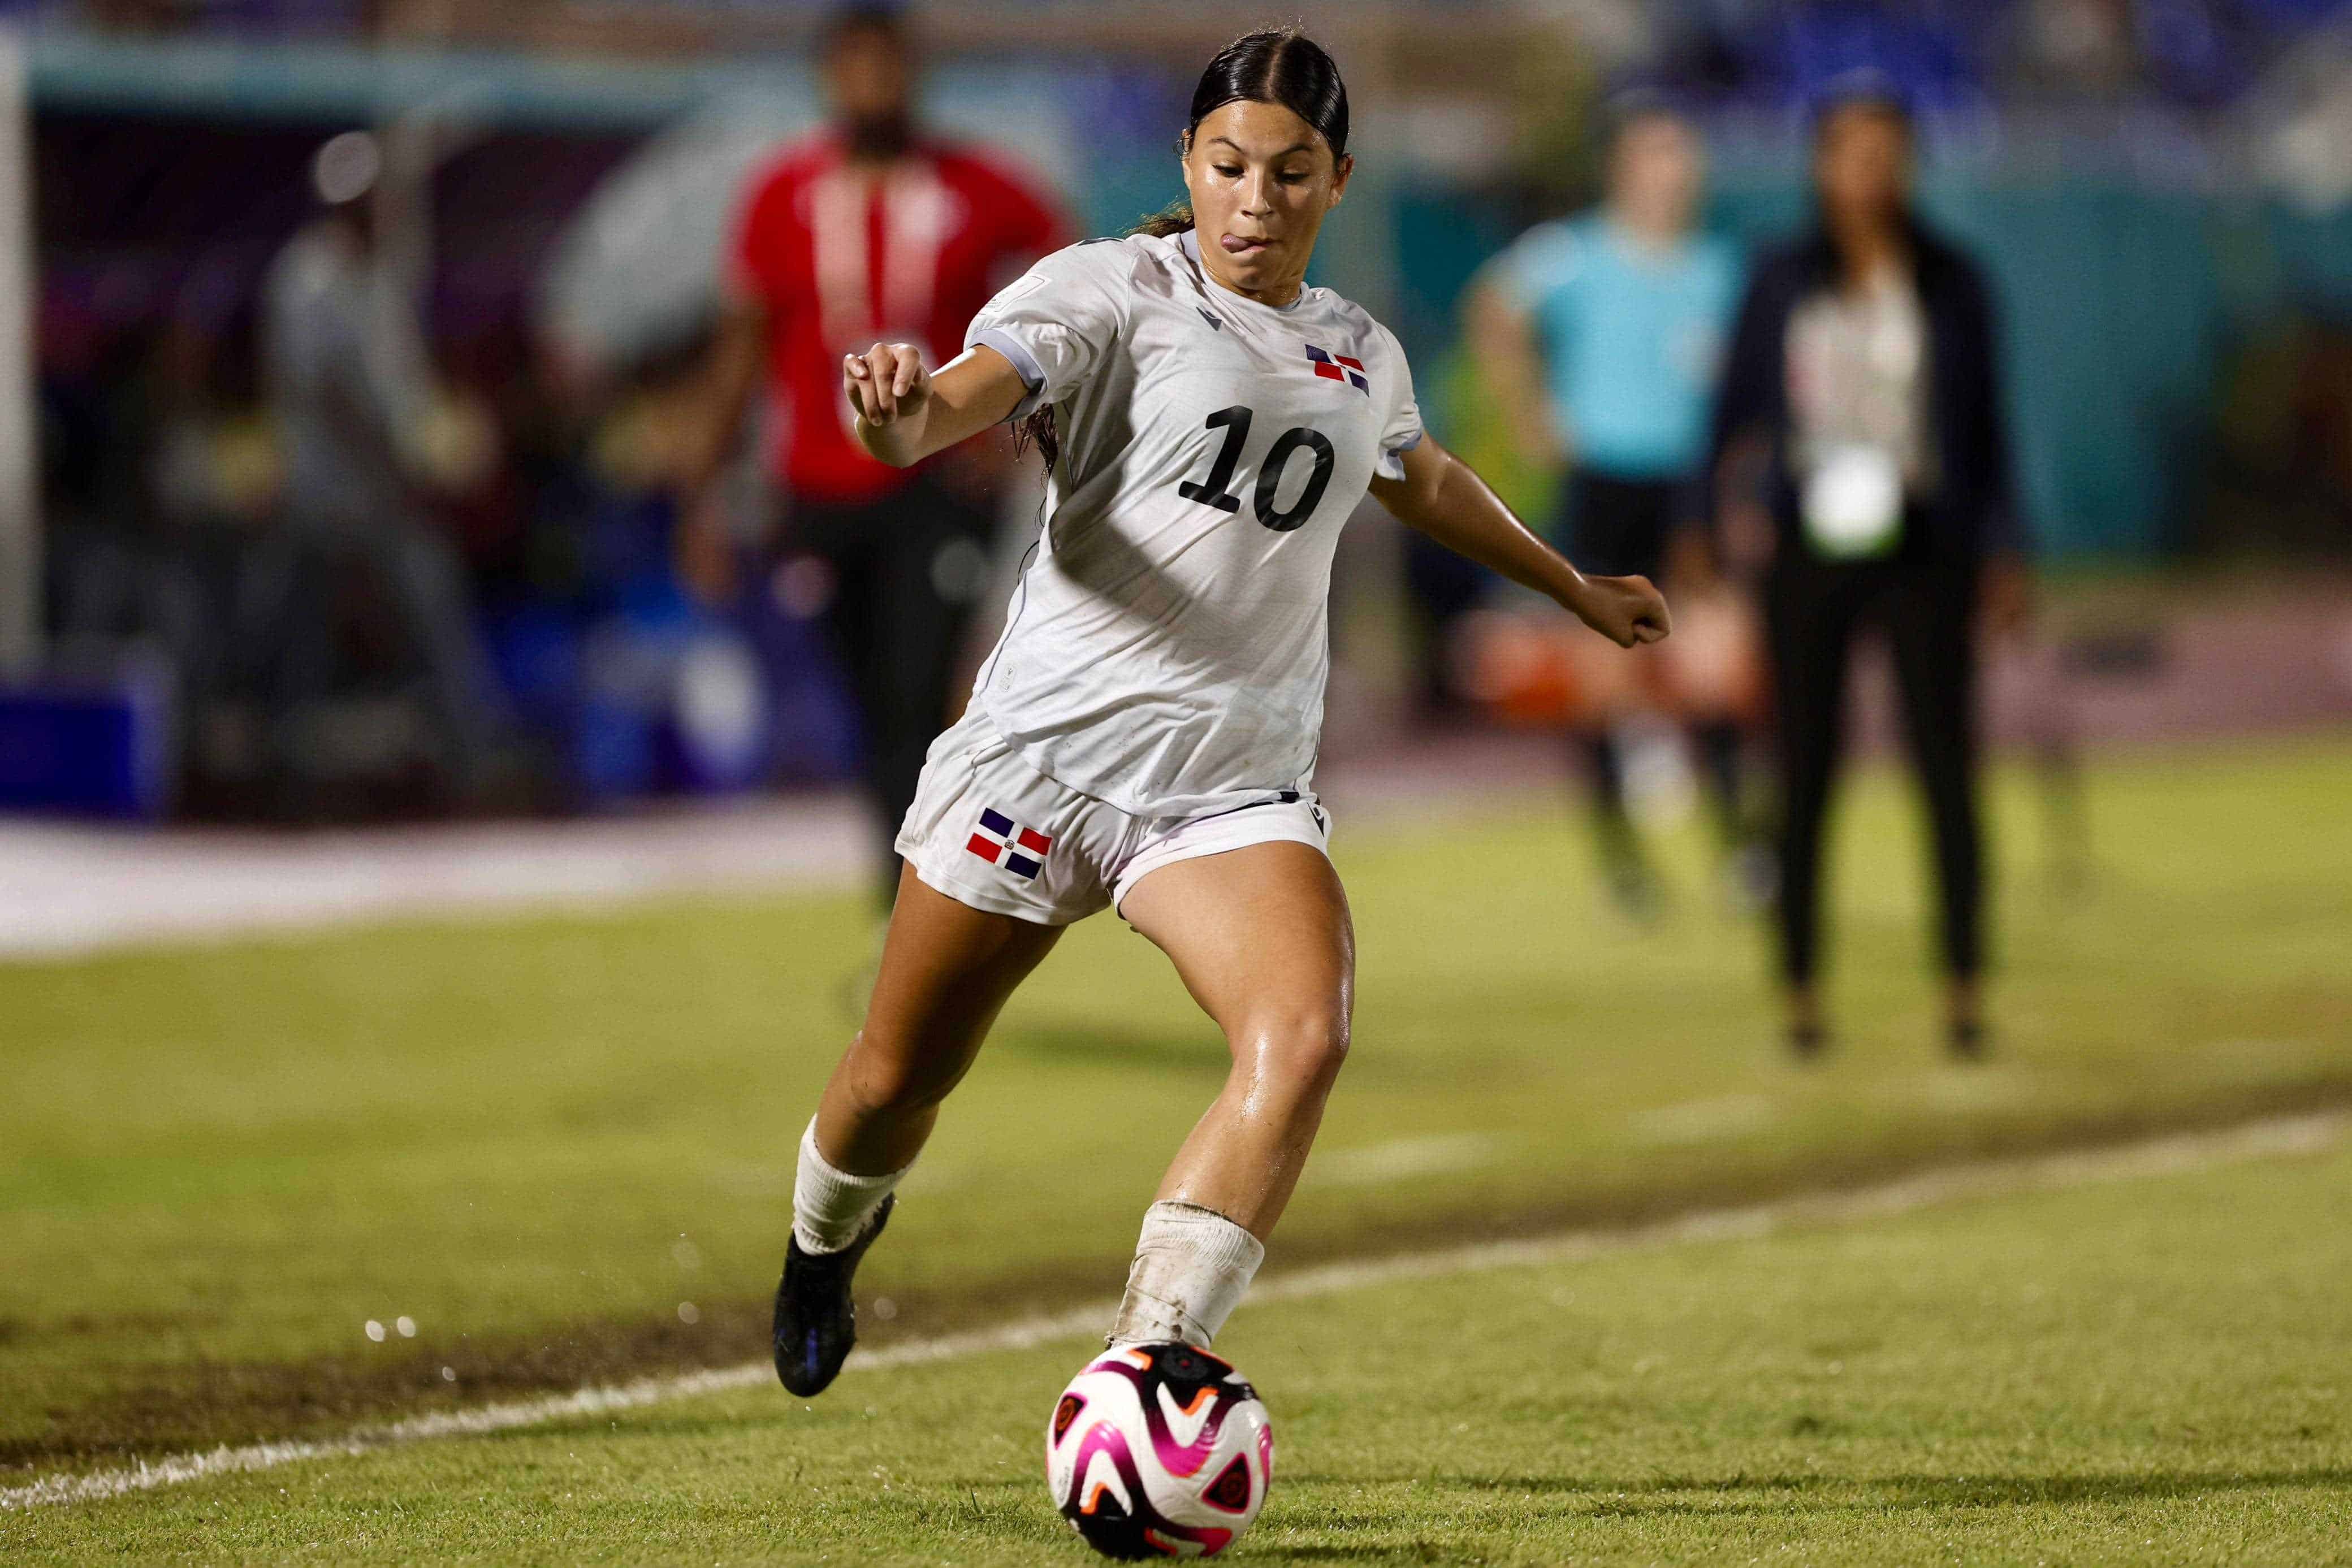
[1019,28,1350,465]
[819,1,906,55]
[1806,68,1922,277]
[1188,28,1349,157]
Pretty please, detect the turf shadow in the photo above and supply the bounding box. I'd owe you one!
[1253,1545,1454,1563]
[1438,1467,2352,1514]
[996,1025,1230,1076]
[0,1258,1116,1475]
[1866,1468,2352,1508]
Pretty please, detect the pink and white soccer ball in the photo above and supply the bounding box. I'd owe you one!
[1045,1342,1274,1560]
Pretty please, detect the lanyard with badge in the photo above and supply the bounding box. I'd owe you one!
[1793,278,1919,560]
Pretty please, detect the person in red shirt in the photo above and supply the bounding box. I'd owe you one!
[681,2,1067,898]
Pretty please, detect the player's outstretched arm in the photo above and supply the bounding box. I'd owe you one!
[845,342,1030,469]
[1370,437,1670,648]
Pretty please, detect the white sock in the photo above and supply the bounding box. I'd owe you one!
[792,1119,907,1255]
[1105,1201,1265,1349]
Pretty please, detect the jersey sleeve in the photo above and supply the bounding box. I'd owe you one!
[965,240,1130,423]
[1374,325,1424,482]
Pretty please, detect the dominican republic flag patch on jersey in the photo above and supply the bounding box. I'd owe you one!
[1306,344,1370,395]
[967,807,1052,880]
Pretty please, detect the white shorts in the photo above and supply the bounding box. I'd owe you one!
[896,707,1333,926]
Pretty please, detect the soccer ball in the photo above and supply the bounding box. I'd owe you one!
[1045,1342,1273,1560]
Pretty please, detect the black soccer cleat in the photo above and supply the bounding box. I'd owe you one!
[772,1194,894,1398]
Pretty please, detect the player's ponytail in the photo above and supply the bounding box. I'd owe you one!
[1018,28,1350,468]
[1131,203,1199,240]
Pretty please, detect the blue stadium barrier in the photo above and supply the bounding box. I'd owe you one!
[0,664,176,820]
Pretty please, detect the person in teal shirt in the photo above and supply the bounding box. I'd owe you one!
[1468,94,1759,918]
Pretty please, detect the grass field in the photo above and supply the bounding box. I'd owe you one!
[3,735,2350,1556]
[8,1113,2349,1562]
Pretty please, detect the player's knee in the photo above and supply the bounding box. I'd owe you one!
[844,1028,966,1116]
[1233,1007,1351,1094]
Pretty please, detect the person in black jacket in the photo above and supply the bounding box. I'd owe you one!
[1702,75,2030,1059]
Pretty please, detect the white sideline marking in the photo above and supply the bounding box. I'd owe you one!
[1317,1132,1503,1186]
[5,1108,2343,1513]
[1629,1094,1779,1146]
[0,801,871,961]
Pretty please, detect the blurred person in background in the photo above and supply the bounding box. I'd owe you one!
[260,129,510,804]
[1468,94,1757,920]
[678,1,1067,902]
[1703,74,2030,1060]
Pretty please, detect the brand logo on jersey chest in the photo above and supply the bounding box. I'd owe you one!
[1305,344,1370,395]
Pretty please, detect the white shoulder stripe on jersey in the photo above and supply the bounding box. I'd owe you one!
[971,326,1049,423]
[1377,426,1424,482]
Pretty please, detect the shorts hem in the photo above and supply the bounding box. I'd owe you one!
[1110,821,1331,917]
[905,857,1096,928]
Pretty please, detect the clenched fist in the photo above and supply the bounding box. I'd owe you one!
[844,343,932,428]
[1570,573,1672,648]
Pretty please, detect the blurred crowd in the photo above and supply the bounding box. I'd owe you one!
[21,0,2352,832]
[40,114,755,819]
[12,0,2349,112]
[1652,0,2348,112]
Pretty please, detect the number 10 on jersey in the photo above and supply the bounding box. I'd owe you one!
[1178,405,1338,534]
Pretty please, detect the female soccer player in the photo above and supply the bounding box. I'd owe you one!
[774,28,1669,1398]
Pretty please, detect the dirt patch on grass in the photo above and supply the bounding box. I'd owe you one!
[0,1261,1112,1475]
[8,1077,2349,1476]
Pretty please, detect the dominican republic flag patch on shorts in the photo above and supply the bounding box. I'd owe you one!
[967,807,1051,880]
[1305,344,1370,395]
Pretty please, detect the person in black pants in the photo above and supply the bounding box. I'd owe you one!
[1559,469,1756,915]
[1702,75,2030,1058]
[780,473,996,887]
[673,6,1066,903]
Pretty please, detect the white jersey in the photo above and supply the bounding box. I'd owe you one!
[965,229,1423,817]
